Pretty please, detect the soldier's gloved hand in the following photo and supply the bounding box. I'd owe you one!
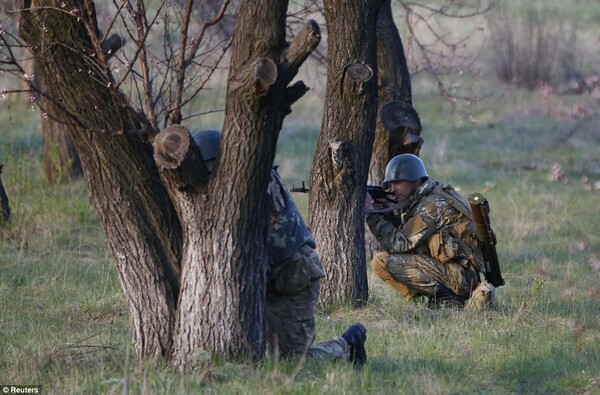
[365,194,388,214]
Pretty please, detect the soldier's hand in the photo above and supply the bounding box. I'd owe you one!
[365,194,387,214]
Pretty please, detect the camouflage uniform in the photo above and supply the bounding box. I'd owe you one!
[366,178,483,301]
[266,170,350,361]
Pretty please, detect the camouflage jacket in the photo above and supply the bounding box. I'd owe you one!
[267,169,316,268]
[366,178,483,271]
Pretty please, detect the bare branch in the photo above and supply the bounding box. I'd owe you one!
[184,0,232,67]
[399,0,493,106]
[170,0,231,125]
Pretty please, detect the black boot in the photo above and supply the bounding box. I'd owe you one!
[428,283,466,309]
[341,323,367,365]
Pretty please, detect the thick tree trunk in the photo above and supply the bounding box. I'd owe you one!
[371,0,415,185]
[19,0,319,367]
[19,1,182,359]
[308,0,384,308]
[170,1,320,365]
[365,1,423,259]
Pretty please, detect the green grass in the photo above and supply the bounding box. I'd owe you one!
[2,89,599,394]
[2,58,600,395]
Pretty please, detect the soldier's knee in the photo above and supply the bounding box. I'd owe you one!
[371,252,389,278]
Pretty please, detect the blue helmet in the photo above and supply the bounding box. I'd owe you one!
[191,129,221,161]
[382,154,428,188]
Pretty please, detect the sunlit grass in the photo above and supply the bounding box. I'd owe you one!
[2,56,600,395]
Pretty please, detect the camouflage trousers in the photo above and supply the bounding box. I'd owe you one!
[371,251,479,300]
[266,244,350,362]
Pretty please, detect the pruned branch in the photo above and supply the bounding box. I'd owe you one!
[154,125,192,169]
[287,81,310,105]
[153,125,210,190]
[253,58,277,95]
[380,100,423,156]
[346,63,373,82]
[380,100,421,132]
[282,19,321,79]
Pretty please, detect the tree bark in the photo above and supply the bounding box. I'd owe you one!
[19,0,317,367]
[19,0,182,359]
[169,1,320,365]
[37,32,123,184]
[365,0,423,259]
[308,0,384,308]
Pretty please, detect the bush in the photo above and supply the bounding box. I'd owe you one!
[486,2,581,89]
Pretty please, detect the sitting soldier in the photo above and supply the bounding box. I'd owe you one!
[192,129,367,364]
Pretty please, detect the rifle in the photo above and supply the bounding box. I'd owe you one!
[289,183,396,202]
[366,185,396,202]
[288,181,309,193]
[468,192,505,287]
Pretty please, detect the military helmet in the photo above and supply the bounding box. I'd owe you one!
[191,129,222,161]
[382,154,428,187]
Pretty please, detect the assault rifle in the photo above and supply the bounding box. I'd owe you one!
[468,192,505,287]
[289,183,396,203]
[288,181,309,193]
[366,185,396,202]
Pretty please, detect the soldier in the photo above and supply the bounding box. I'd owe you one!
[192,129,367,364]
[365,154,496,309]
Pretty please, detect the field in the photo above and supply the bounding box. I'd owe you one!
[1,2,600,394]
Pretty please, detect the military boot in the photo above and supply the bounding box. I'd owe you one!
[428,283,466,309]
[341,323,367,365]
[466,281,497,311]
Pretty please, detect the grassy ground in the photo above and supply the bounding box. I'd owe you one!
[1,77,599,394]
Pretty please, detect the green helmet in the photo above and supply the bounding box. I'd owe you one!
[382,154,428,187]
[191,129,221,161]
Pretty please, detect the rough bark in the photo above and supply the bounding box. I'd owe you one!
[37,29,123,184]
[19,0,319,367]
[19,0,182,359]
[365,0,423,259]
[168,1,320,365]
[308,0,384,308]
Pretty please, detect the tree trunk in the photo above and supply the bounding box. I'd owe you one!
[19,0,319,367]
[19,0,182,359]
[365,0,423,259]
[308,0,384,308]
[170,1,321,365]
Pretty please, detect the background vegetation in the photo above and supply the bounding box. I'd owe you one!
[1,1,599,394]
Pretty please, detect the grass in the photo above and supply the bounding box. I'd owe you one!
[2,80,599,394]
[2,4,600,389]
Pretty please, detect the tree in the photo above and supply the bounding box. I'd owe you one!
[365,0,423,259]
[1,1,84,183]
[15,0,320,367]
[308,0,385,308]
